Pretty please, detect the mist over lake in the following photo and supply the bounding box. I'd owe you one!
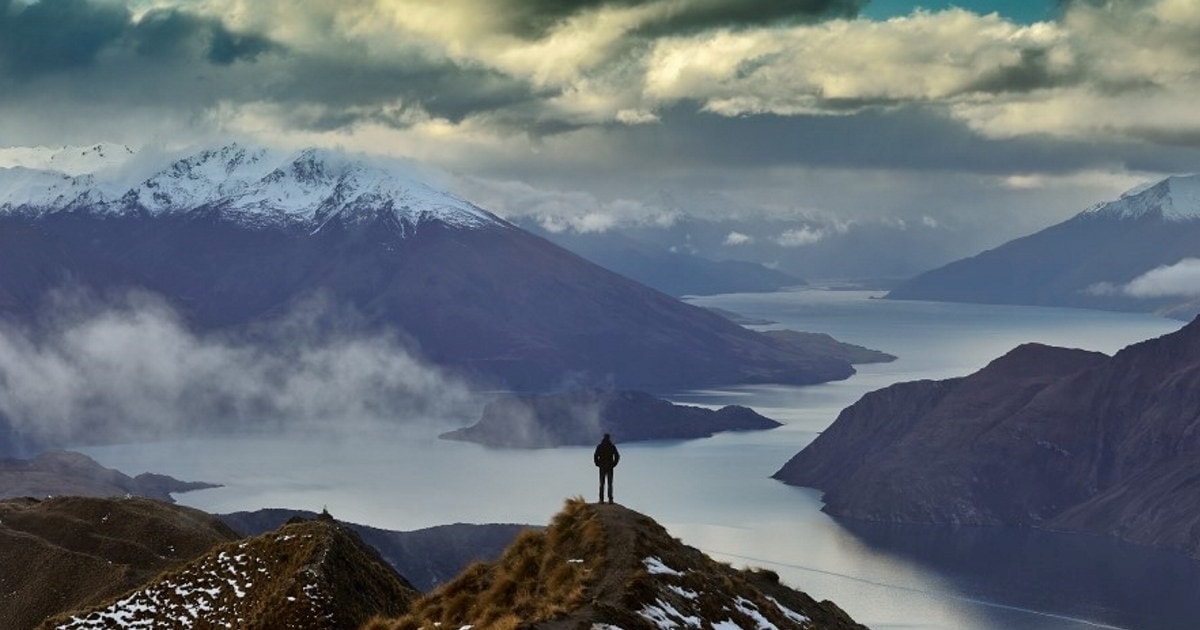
[81,289,1197,630]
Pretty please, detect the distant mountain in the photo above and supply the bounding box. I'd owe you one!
[0,144,871,396]
[774,317,1200,558]
[0,496,239,630]
[888,175,1200,318]
[521,223,804,296]
[440,389,782,448]
[43,513,418,630]
[0,450,219,502]
[367,498,865,630]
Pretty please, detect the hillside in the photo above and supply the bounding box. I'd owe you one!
[42,514,418,630]
[441,389,781,447]
[887,175,1200,318]
[0,496,239,630]
[0,450,218,502]
[367,498,865,630]
[774,317,1200,558]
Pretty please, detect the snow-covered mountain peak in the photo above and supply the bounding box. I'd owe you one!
[2,142,507,233]
[126,143,276,214]
[1083,174,1200,222]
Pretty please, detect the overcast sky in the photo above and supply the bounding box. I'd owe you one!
[2,0,1200,260]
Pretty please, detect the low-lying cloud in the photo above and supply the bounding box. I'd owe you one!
[1087,258,1200,299]
[0,291,479,448]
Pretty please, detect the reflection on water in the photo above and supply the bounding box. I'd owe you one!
[81,289,1193,630]
[835,519,1200,630]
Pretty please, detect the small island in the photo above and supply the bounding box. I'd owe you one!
[441,389,781,448]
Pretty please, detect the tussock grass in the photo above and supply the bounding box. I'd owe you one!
[368,497,605,630]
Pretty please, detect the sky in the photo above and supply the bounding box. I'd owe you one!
[2,0,1200,275]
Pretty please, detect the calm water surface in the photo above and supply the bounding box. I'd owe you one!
[82,290,1200,630]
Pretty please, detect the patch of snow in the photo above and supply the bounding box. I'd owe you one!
[766,596,811,626]
[643,556,684,576]
[639,599,701,629]
[733,597,779,630]
[592,625,627,630]
[711,621,743,630]
[667,585,700,600]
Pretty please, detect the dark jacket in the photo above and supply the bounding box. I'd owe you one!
[594,436,620,469]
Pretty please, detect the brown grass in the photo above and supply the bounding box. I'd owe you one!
[367,497,605,630]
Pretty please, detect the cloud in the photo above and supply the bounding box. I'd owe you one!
[724,231,754,245]
[775,226,826,247]
[1089,259,1200,299]
[450,175,679,233]
[0,291,479,446]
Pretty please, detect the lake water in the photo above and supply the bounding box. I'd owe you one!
[80,290,1200,630]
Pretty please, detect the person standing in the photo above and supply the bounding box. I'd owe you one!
[593,433,620,504]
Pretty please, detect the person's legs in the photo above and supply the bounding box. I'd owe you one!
[598,468,606,503]
[604,468,614,503]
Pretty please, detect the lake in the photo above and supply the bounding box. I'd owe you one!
[81,290,1200,630]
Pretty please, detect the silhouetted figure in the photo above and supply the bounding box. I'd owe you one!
[594,433,620,503]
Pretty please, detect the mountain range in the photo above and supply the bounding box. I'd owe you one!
[0,144,877,399]
[6,493,864,629]
[774,316,1200,559]
[888,175,1200,318]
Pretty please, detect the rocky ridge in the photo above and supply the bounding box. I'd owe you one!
[41,514,418,630]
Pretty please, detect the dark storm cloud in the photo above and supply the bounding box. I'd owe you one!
[500,0,865,39]
[960,48,1083,95]
[0,0,275,80]
[132,8,277,66]
[591,105,1200,176]
[0,0,540,134]
[0,0,128,77]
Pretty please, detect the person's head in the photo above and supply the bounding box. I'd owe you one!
[603,433,611,442]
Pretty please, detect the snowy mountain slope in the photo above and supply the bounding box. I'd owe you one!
[1081,174,1200,222]
[2,143,508,233]
[888,174,1200,318]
